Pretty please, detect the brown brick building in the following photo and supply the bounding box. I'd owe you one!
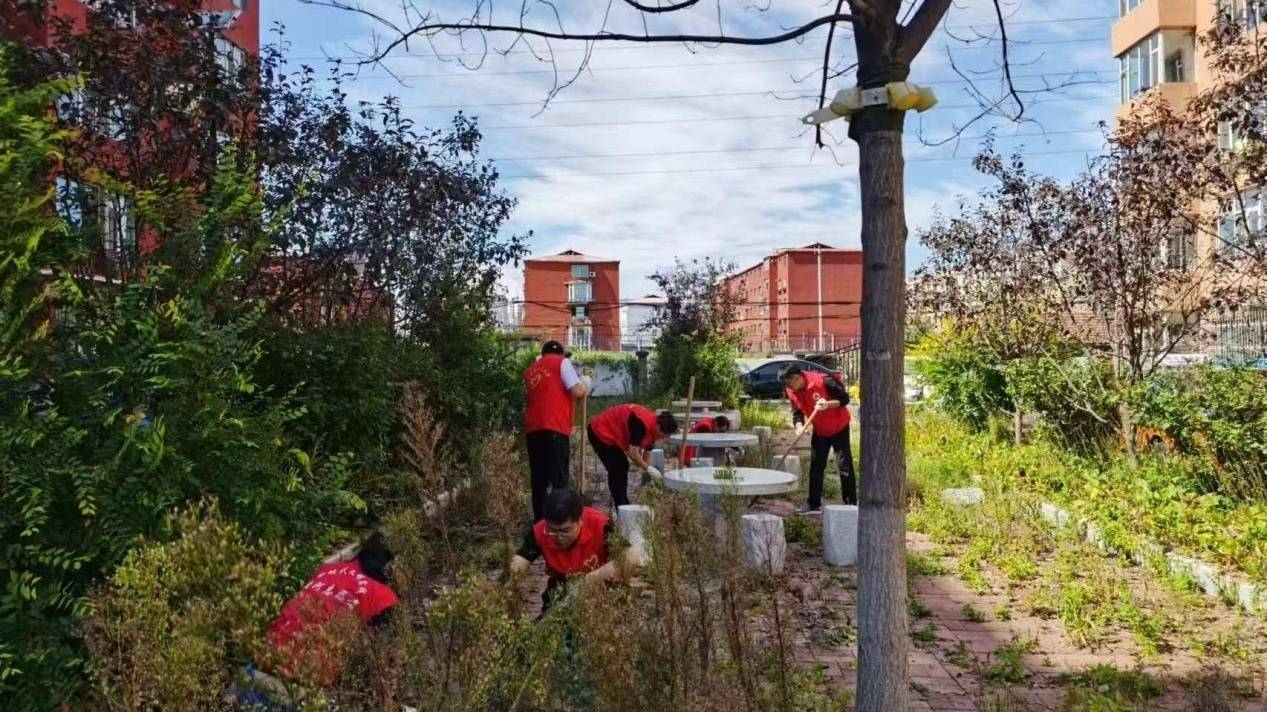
[725,243,862,354]
[523,250,620,351]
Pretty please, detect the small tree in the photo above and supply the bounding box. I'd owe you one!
[648,258,741,405]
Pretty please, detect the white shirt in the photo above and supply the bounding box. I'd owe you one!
[559,358,582,390]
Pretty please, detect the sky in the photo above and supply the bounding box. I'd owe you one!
[262,0,1121,300]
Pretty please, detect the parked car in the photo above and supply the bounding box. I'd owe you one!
[736,357,842,400]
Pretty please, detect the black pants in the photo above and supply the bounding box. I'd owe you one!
[587,425,631,508]
[808,425,857,508]
[526,430,570,521]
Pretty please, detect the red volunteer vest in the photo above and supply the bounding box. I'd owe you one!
[681,417,716,467]
[590,404,660,450]
[267,560,398,684]
[533,506,611,578]
[524,353,574,435]
[786,371,850,438]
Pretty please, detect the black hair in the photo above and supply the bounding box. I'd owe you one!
[779,364,805,382]
[541,340,565,356]
[713,414,731,431]
[357,531,394,584]
[543,488,584,525]
[656,411,679,436]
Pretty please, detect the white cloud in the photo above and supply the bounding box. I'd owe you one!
[269,0,1120,298]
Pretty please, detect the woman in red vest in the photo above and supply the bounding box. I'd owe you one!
[510,488,639,611]
[523,340,591,521]
[680,414,731,467]
[586,403,678,507]
[782,365,856,514]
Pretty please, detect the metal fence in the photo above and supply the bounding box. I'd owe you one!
[1216,306,1267,362]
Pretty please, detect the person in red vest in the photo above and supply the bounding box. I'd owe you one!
[510,488,639,611]
[264,532,398,686]
[587,403,679,508]
[781,365,856,514]
[524,340,592,521]
[680,414,731,467]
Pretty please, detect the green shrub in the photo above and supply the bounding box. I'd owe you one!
[1002,356,1118,452]
[81,500,286,710]
[913,328,1011,431]
[650,331,741,406]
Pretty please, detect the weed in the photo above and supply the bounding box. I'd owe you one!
[993,603,1013,621]
[913,624,938,643]
[908,597,932,619]
[809,627,854,648]
[958,552,991,594]
[909,680,929,694]
[984,637,1038,685]
[1058,664,1163,710]
[962,604,987,623]
[908,552,948,577]
[946,641,974,669]
[784,514,822,546]
[998,552,1039,582]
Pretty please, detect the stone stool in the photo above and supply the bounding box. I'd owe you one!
[823,505,859,566]
[941,487,984,506]
[752,426,773,449]
[650,448,665,471]
[772,454,801,477]
[741,513,787,575]
[617,504,654,563]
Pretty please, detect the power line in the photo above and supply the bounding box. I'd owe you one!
[395,70,1114,111]
[472,93,1115,130]
[486,128,1105,162]
[294,38,1105,80]
[497,146,1099,179]
[287,16,1116,62]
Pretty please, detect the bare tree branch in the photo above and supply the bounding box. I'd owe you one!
[296,1,854,63]
[622,0,703,13]
[897,0,950,63]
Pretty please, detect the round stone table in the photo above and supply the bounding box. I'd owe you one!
[658,467,796,496]
[672,399,724,410]
[680,431,759,448]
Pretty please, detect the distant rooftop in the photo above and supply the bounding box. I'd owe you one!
[524,249,619,264]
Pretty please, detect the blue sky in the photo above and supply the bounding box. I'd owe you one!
[263,0,1120,299]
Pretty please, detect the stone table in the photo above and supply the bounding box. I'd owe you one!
[672,399,724,411]
[658,466,796,496]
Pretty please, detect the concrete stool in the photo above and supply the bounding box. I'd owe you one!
[941,487,984,506]
[617,504,654,563]
[752,426,772,448]
[823,505,859,566]
[741,513,787,575]
[650,448,666,470]
[772,454,801,477]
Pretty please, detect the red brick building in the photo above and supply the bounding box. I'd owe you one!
[725,243,863,354]
[523,250,620,351]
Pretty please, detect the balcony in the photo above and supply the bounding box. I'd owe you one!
[567,282,593,304]
[1116,28,1197,119]
[1112,0,1196,57]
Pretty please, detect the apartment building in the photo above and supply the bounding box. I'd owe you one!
[1114,0,1267,358]
[522,250,621,351]
[619,294,666,352]
[724,243,863,354]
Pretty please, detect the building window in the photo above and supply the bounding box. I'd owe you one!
[1119,0,1143,16]
[572,305,587,318]
[1218,102,1267,151]
[570,263,591,279]
[1119,34,1160,103]
[568,282,592,303]
[1163,231,1195,269]
[568,325,592,350]
[1164,50,1186,83]
[1219,189,1264,254]
[215,36,246,82]
[1220,0,1267,29]
[100,193,136,275]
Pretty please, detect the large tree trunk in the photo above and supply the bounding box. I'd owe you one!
[853,118,909,711]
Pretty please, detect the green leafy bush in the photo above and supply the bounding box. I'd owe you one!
[913,328,1011,431]
[81,500,286,710]
[1002,356,1118,452]
[650,331,741,406]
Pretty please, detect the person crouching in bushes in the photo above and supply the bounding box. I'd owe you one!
[587,403,679,508]
[510,488,641,613]
[680,413,731,467]
[229,532,399,706]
